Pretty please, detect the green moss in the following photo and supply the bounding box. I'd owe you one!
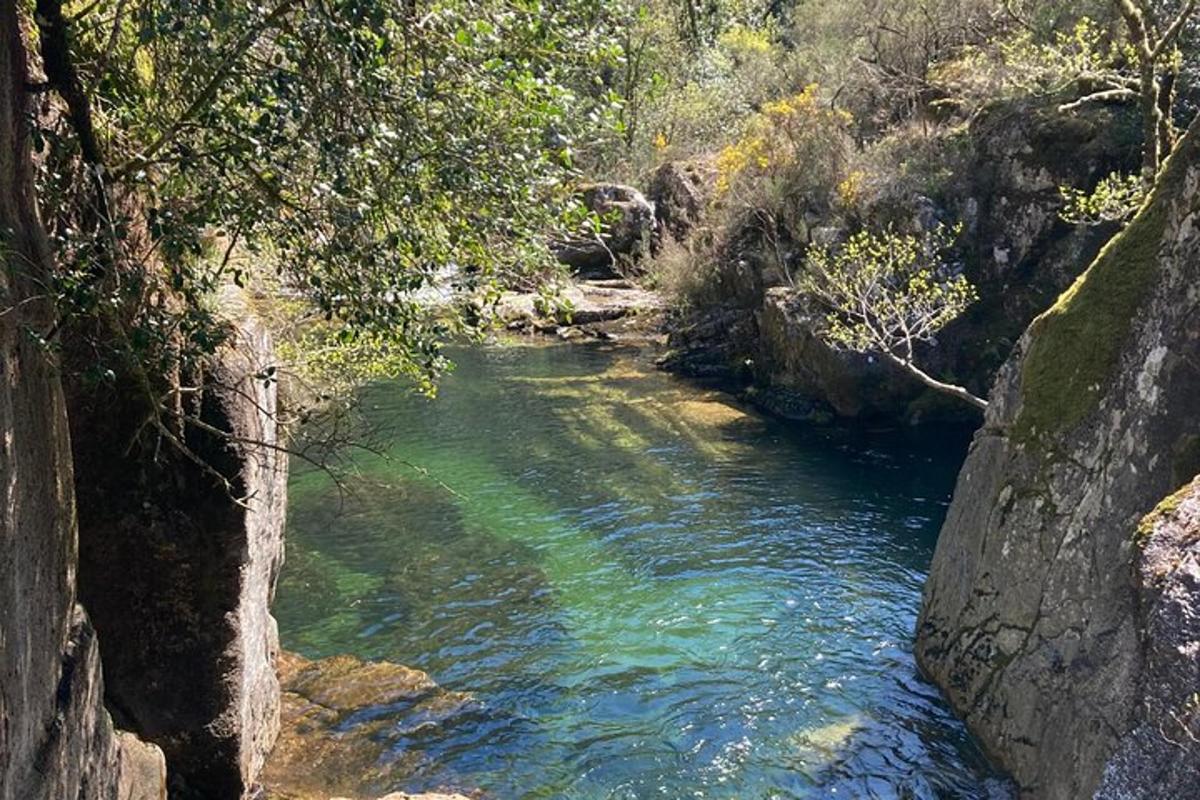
[1014,129,1196,441]
[1136,483,1193,544]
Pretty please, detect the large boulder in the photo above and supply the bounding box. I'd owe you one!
[646,160,713,241]
[915,122,1200,798]
[553,183,657,276]
[754,288,921,420]
[1095,476,1200,799]
[68,307,288,799]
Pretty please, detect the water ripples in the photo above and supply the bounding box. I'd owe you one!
[275,343,1010,799]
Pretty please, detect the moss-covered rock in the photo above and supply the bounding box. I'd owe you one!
[916,120,1200,798]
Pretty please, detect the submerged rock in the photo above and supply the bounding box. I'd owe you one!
[261,652,476,800]
[916,122,1200,797]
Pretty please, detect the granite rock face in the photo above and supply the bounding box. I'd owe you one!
[0,9,166,798]
[916,122,1200,798]
[68,309,288,799]
[646,160,713,242]
[1094,477,1200,799]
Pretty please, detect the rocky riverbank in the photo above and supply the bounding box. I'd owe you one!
[497,278,667,343]
[262,653,478,800]
[916,120,1200,798]
[654,99,1138,426]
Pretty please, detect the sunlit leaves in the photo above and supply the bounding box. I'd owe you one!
[38,0,617,390]
[1060,171,1147,225]
[799,225,976,361]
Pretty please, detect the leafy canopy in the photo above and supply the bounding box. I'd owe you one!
[33,0,619,390]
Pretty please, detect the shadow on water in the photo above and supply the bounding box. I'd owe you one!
[274,342,1012,799]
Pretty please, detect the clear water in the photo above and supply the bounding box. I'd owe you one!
[274,343,1009,800]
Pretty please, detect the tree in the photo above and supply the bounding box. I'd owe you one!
[1018,1,1198,184]
[1113,0,1196,181]
[799,225,987,411]
[12,0,617,466]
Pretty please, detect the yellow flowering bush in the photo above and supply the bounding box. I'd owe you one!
[715,84,853,203]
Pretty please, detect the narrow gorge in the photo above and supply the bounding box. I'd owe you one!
[3,1,1200,799]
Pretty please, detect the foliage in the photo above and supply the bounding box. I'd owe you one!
[712,84,854,273]
[1060,171,1148,224]
[27,0,617,397]
[799,224,986,408]
[1000,2,1198,184]
[586,0,789,178]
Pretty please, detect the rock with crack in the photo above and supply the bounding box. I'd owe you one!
[916,121,1200,798]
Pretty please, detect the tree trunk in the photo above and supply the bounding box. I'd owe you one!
[1117,0,1163,181]
[1157,65,1178,162]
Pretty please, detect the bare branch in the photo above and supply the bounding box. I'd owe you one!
[1059,87,1139,112]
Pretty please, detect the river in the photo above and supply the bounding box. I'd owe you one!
[273,342,1009,799]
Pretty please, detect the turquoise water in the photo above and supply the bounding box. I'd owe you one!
[274,343,1008,799]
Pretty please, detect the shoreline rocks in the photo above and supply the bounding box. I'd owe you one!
[498,278,666,343]
[261,652,477,800]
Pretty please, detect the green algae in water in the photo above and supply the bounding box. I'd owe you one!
[274,343,1010,799]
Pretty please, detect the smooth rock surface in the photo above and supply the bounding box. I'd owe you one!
[498,278,665,341]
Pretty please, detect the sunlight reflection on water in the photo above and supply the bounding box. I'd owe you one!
[275,342,1012,800]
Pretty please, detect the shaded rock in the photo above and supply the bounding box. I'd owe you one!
[552,183,657,277]
[754,288,917,420]
[262,652,477,800]
[916,122,1200,797]
[0,19,168,799]
[68,306,288,799]
[658,307,756,383]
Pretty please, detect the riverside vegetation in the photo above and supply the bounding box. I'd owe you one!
[1,1,1198,799]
